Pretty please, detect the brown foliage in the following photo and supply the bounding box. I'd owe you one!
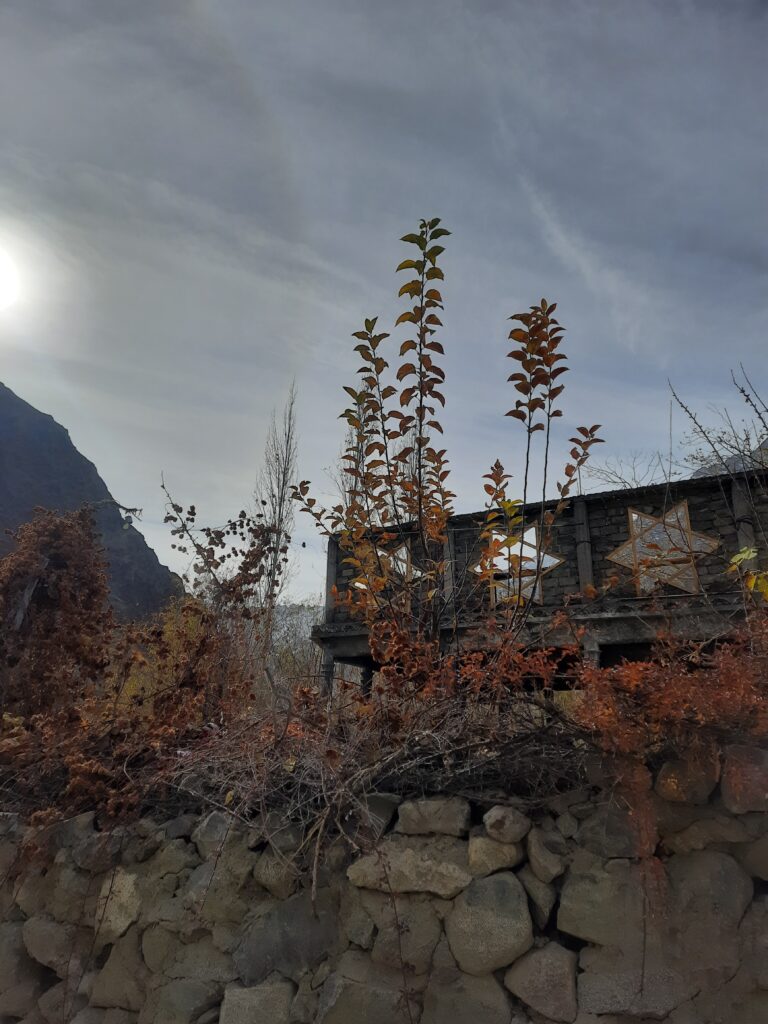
[0,507,113,717]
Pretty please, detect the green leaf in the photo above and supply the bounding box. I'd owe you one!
[401,233,427,250]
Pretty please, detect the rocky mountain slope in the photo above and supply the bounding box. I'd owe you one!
[0,382,181,619]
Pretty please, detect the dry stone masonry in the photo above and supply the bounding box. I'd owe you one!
[2,745,768,1023]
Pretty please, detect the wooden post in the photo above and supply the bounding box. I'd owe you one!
[574,498,594,592]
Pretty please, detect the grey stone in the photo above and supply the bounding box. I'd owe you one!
[21,916,84,978]
[504,942,578,1022]
[165,815,198,840]
[90,927,148,1012]
[422,971,511,1024]
[167,935,236,985]
[220,978,295,1024]
[141,923,182,973]
[191,811,234,860]
[290,974,319,1023]
[316,952,420,1024]
[556,812,579,838]
[94,868,141,951]
[445,872,533,975]
[70,1012,106,1024]
[17,859,95,926]
[577,804,648,859]
[259,812,304,854]
[234,887,339,984]
[253,850,298,899]
[347,835,472,898]
[663,813,750,854]
[143,839,200,878]
[138,979,220,1024]
[38,981,88,1023]
[655,757,719,805]
[722,744,768,814]
[483,805,531,844]
[545,788,592,816]
[468,834,524,877]
[736,833,768,880]
[339,886,376,949]
[527,827,567,882]
[72,831,124,873]
[571,851,753,1018]
[0,922,48,1018]
[103,1013,139,1024]
[558,855,644,947]
[396,797,471,837]
[369,894,442,973]
[358,793,402,839]
[517,864,556,929]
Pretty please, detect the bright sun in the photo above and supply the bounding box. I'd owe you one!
[0,247,22,311]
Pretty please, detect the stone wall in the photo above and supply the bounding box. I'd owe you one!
[2,747,768,1024]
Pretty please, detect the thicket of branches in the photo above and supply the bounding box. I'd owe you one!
[0,220,766,842]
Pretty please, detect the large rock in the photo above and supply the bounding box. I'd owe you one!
[95,868,141,950]
[368,894,442,973]
[90,928,148,1012]
[422,971,511,1024]
[137,980,220,1024]
[526,827,567,882]
[517,864,556,929]
[570,850,753,1018]
[558,854,644,948]
[166,934,236,984]
[347,835,472,898]
[468,834,524,877]
[253,850,298,899]
[662,812,750,854]
[191,811,233,860]
[37,980,88,1023]
[445,873,533,975]
[504,942,578,1022]
[22,916,86,979]
[577,804,650,859]
[0,922,48,1018]
[141,924,183,973]
[234,888,339,984]
[736,833,768,880]
[220,979,295,1024]
[483,806,531,844]
[316,951,420,1024]
[722,745,768,814]
[655,756,719,805]
[72,831,124,874]
[396,797,471,837]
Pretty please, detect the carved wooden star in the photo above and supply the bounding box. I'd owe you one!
[607,501,719,595]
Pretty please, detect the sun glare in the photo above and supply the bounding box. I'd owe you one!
[0,247,22,311]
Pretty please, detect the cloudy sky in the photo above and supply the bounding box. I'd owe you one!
[0,0,766,598]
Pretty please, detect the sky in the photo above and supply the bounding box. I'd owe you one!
[0,0,766,599]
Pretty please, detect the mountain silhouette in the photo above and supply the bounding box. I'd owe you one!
[0,382,181,618]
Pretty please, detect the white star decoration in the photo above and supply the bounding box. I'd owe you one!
[475,527,564,605]
[606,502,719,595]
[352,540,423,590]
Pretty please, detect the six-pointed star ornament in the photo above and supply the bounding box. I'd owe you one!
[474,527,564,605]
[606,501,719,595]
